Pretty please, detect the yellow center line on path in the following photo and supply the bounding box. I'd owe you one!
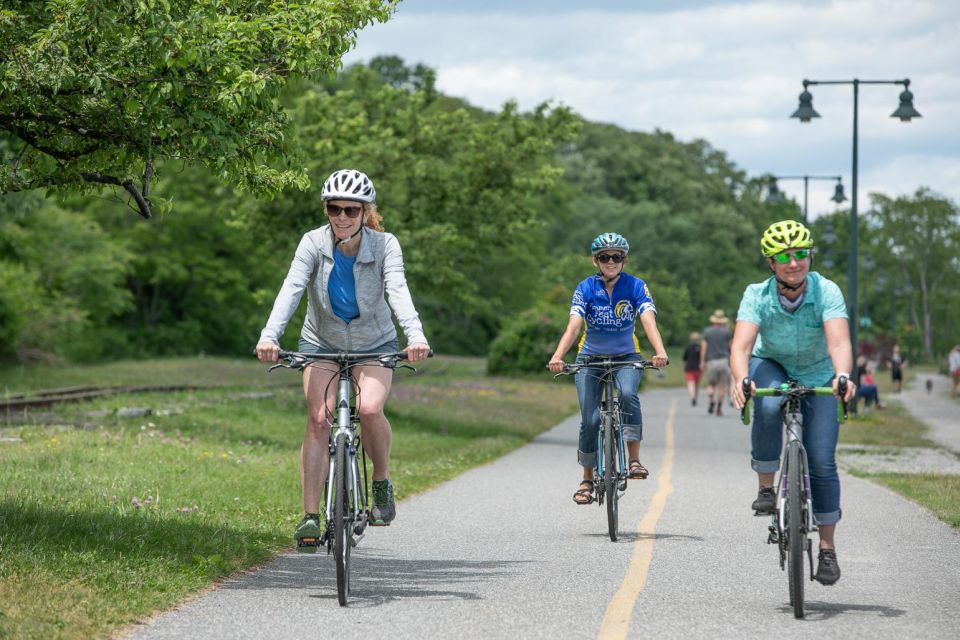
[598,399,677,640]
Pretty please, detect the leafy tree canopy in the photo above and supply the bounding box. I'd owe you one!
[0,0,399,218]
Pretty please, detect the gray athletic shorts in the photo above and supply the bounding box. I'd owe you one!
[704,358,731,386]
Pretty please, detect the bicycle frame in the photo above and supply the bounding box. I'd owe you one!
[324,369,368,539]
[775,399,816,564]
[597,379,627,496]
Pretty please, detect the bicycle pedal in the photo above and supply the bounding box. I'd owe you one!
[350,534,364,547]
[296,537,321,553]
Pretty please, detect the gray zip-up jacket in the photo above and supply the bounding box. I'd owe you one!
[258,225,427,350]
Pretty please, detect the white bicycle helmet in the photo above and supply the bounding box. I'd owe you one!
[321,169,377,203]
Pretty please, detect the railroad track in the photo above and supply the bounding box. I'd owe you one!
[0,384,215,412]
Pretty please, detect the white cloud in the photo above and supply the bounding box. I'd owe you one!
[345,0,960,203]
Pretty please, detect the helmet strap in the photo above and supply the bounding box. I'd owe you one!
[776,276,806,293]
[333,215,364,249]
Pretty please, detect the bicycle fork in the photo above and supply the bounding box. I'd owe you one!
[771,415,817,575]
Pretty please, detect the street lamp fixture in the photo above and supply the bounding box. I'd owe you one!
[791,78,920,368]
[765,174,847,223]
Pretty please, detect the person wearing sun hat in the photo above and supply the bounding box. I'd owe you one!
[700,308,732,416]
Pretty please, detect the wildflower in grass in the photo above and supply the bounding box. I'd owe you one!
[132,496,142,508]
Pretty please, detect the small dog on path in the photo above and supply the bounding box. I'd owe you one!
[926,379,934,394]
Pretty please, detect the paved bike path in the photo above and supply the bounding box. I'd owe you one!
[126,388,960,640]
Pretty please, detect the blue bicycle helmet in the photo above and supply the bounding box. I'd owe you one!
[590,232,630,255]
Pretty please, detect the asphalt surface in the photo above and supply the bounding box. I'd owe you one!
[897,372,960,453]
[125,386,960,640]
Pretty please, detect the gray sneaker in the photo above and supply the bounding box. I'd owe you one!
[294,514,322,553]
[751,487,776,514]
[814,548,841,585]
[370,479,396,526]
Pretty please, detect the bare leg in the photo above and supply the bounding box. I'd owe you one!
[758,471,775,489]
[819,524,836,549]
[355,365,394,480]
[301,363,337,513]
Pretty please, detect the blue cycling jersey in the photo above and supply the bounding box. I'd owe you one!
[570,273,656,355]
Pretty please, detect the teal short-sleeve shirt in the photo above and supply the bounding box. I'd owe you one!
[736,271,848,386]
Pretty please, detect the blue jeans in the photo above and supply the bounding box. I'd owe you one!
[749,357,841,525]
[575,353,643,468]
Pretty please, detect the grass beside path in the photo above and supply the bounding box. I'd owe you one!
[839,366,960,529]
[0,356,577,640]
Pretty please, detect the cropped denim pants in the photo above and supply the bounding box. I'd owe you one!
[749,357,841,525]
[575,353,643,469]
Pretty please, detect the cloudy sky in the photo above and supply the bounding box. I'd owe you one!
[344,0,960,219]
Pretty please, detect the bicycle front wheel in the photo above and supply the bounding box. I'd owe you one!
[786,441,805,618]
[333,433,352,606]
[604,413,619,542]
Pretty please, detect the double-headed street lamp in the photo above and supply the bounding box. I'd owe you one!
[791,78,920,362]
[766,174,847,223]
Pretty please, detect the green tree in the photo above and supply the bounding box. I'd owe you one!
[246,63,579,353]
[0,0,398,218]
[869,188,960,360]
[0,192,131,361]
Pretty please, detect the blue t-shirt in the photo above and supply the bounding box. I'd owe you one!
[736,271,848,386]
[328,248,359,323]
[570,273,656,356]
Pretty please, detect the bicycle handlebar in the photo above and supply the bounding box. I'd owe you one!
[740,376,848,425]
[263,349,432,372]
[552,358,664,378]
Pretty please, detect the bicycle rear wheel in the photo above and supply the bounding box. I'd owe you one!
[604,413,619,542]
[786,441,805,618]
[333,433,352,606]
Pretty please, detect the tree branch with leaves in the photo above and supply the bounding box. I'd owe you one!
[0,0,399,218]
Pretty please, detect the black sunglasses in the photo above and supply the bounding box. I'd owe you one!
[596,253,626,264]
[326,203,363,219]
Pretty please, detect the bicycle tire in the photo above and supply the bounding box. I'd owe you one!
[786,441,805,618]
[333,432,352,606]
[604,412,619,542]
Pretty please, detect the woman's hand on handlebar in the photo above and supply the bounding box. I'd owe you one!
[256,341,280,363]
[833,374,856,403]
[405,342,431,363]
[651,352,669,368]
[547,355,566,374]
[732,376,755,410]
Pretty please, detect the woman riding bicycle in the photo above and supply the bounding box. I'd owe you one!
[547,232,669,506]
[255,169,430,549]
[730,220,857,585]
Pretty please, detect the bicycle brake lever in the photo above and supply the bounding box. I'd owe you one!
[268,363,286,372]
[397,364,416,372]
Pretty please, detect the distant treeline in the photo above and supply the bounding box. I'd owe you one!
[1,58,956,368]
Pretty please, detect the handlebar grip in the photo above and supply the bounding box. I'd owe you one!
[740,377,752,425]
[836,374,849,423]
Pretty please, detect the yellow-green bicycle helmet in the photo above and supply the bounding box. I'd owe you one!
[760,220,814,257]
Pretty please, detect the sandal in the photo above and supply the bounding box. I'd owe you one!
[628,460,649,479]
[573,480,595,505]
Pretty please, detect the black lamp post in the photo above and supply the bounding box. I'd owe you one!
[766,174,847,223]
[791,78,920,365]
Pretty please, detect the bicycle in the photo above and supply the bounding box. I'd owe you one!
[268,349,423,606]
[740,376,848,618]
[555,356,662,542]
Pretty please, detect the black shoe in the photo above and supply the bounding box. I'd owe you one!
[708,400,715,414]
[691,398,697,406]
[814,548,841,585]
[751,487,776,514]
